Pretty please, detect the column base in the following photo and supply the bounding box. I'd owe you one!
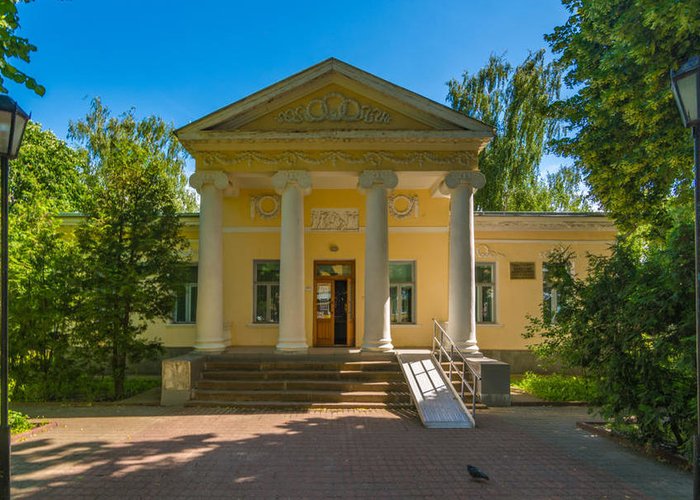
[459,343,483,357]
[361,339,394,352]
[275,342,309,354]
[193,342,227,354]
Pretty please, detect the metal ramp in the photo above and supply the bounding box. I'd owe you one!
[397,353,474,429]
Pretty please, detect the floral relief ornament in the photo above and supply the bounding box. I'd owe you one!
[388,194,419,219]
[276,92,392,125]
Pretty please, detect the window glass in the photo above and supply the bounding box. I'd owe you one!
[476,265,492,283]
[389,261,415,324]
[389,262,413,283]
[315,264,352,277]
[476,263,495,323]
[543,262,568,323]
[173,265,198,324]
[254,260,280,323]
[256,262,280,282]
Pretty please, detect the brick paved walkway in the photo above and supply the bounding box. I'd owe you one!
[8,405,691,499]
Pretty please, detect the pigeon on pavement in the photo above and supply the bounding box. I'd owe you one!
[467,464,489,481]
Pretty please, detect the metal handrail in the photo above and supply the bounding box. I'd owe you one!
[431,319,481,419]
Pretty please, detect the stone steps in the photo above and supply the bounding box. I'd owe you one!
[187,354,412,409]
[203,360,400,372]
[193,389,412,403]
[201,370,405,382]
[197,379,405,392]
[186,400,414,410]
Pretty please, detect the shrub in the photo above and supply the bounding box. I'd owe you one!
[9,410,33,435]
[524,212,696,456]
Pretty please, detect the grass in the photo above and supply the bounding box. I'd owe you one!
[12,375,161,403]
[511,372,596,402]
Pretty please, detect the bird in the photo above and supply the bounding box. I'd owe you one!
[467,464,489,481]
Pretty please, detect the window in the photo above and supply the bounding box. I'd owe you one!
[254,260,280,323]
[476,263,495,323]
[173,266,198,323]
[389,261,415,324]
[542,261,568,323]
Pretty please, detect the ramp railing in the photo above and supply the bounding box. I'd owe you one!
[432,319,481,418]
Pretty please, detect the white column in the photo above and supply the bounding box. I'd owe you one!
[444,171,486,355]
[272,170,311,353]
[359,170,398,352]
[189,171,230,353]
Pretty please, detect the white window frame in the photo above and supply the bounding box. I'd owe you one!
[173,265,198,324]
[253,260,280,324]
[476,262,496,324]
[389,261,416,325]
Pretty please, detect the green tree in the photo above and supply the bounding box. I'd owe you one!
[546,0,700,234]
[0,0,44,95]
[525,215,696,453]
[447,50,588,211]
[68,99,191,398]
[7,122,86,399]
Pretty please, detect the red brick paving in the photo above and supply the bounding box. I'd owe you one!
[8,406,691,498]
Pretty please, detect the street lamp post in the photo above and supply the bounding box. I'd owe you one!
[0,95,29,500]
[671,55,700,500]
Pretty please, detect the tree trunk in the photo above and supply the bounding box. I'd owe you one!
[112,344,126,400]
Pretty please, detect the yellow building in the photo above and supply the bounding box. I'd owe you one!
[152,59,615,373]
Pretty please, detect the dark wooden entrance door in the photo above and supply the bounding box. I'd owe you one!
[313,261,355,347]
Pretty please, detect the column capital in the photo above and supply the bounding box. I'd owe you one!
[443,170,486,191]
[189,171,230,193]
[358,170,398,190]
[272,170,312,195]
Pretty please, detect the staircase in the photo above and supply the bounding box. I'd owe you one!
[186,353,412,409]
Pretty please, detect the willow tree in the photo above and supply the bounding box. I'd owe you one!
[69,99,192,398]
[447,50,587,212]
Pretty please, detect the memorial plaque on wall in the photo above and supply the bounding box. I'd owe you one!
[510,262,536,279]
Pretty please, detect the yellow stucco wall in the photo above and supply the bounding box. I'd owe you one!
[143,189,615,352]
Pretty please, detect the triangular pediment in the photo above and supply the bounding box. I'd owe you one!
[177,58,493,141]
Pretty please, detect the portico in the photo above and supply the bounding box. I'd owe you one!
[176,58,494,355]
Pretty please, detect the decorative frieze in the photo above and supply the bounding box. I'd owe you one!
[478,217,615,233]
[250,194,281,220]
[388,194,419,219]
[201,150,477,170]
[310,209,359,231]
[276,92,392,125]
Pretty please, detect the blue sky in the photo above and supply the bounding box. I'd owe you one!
[9,0,571,173]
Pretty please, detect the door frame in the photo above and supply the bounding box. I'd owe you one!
[312,260,355,347]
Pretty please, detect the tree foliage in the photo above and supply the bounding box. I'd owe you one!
[525,214,696,453]
[546,0,700,234]
[447,50,589,212]
[68,99,191,398]
[8,122,86,399]
[0,0,44,95]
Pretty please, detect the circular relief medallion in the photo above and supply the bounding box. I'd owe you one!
[254,195,280,219]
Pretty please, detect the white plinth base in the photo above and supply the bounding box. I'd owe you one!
[194,341,227,354]
[361,340,395,352]
[275,342,309,354]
